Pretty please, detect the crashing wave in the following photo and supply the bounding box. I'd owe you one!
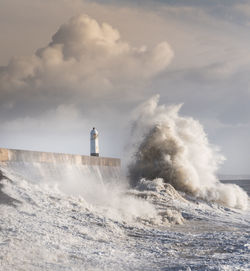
[128,95,248,210]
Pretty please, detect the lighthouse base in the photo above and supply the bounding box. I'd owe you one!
[91,153,99,157]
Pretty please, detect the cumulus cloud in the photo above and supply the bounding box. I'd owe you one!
[0,13,174,155]
[0,14,174,120]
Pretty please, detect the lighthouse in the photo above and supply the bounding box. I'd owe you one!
[90,127,99,157]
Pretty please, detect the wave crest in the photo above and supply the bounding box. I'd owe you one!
[128,95,248,210]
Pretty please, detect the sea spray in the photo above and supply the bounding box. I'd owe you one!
[0,163,184,226]
[128,95,248,210]
[0,167,249,270]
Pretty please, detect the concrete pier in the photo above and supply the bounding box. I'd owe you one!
[0,148,121,185]
[0,148,120,167]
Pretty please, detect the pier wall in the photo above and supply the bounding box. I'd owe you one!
[0,148,121,185]
[0,148,120,167]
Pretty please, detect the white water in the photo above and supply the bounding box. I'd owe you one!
[0,162,249,271]
[128,95,248,210]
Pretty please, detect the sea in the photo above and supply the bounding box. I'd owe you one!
[0,161,249,271]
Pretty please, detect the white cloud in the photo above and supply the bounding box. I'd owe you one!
[0,14,173,113]
[0,13,174,157]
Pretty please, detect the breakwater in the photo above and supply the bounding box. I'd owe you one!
[0,148,121,185]
[0,148,120,167]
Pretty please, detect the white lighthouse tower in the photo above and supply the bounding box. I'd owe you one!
[90,127,99,157]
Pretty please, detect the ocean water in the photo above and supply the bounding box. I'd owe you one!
[0,163,249,271]
[1,98,249,271]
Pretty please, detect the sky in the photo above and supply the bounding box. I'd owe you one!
[0,0,250,174]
